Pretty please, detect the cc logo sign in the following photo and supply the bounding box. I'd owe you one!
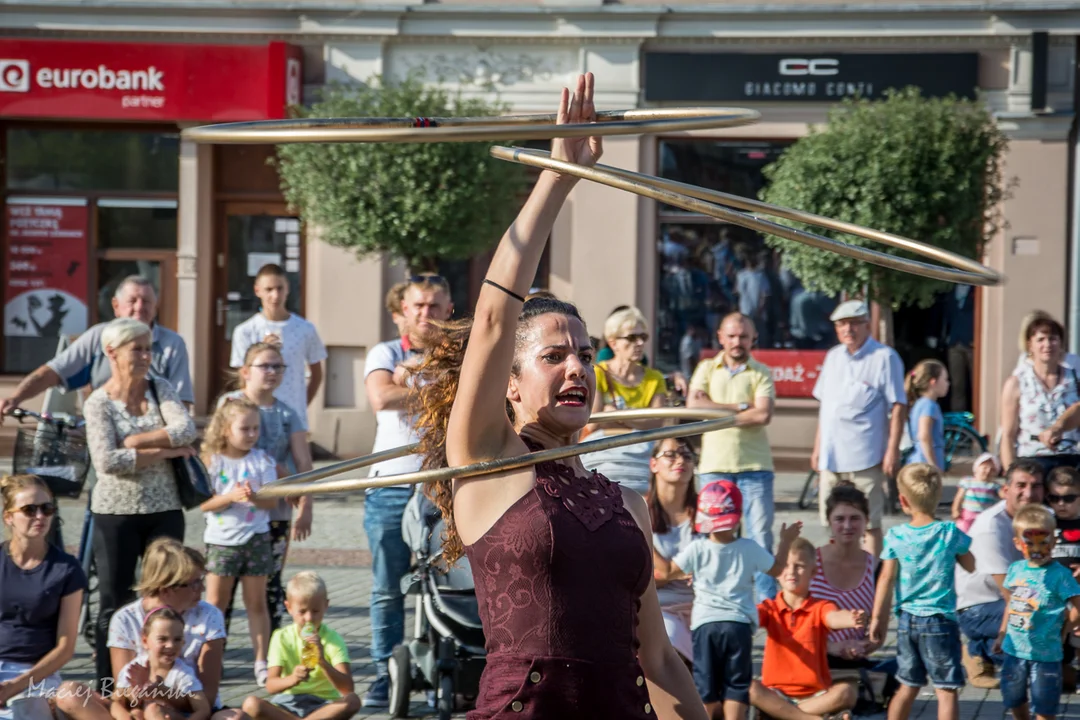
[779,59,839,77]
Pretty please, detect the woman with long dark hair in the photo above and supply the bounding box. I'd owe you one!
[408,74,705,719]
[647,438,699,663]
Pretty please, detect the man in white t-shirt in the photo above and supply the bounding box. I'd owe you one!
[230,264,328,427]
[361,274,453,708]
[955,458,1045,689]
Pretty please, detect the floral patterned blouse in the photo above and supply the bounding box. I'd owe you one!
[1016,360,1080,458]
[84,378,197,515]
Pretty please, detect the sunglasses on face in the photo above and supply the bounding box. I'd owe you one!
[619,333,649,344]
[657,450,695,462]
[15,503,56,518]
[171,576,205,591]
[251,363,287,373]
[1049,493,1080,505]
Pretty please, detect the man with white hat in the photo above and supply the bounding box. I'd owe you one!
[811,299,906,559]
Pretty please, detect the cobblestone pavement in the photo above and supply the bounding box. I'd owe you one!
[44,468,1080,720]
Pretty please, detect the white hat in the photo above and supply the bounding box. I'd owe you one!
[973,452,1001,475]
[830,300,870,322]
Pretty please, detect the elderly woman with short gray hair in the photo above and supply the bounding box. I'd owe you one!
[83,317,197,689]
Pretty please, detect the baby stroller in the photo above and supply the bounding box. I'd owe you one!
[388,491,486,719]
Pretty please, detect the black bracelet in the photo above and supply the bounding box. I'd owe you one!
[483,278,526,303]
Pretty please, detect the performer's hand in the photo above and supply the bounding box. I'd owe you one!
[549,73,602,180]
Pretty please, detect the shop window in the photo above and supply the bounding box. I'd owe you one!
[6,129,179,192]
[655,140,841,374]
[98,200,178,249]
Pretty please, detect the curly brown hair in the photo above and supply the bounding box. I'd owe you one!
[408,296,585,564]
[201,395,261,465]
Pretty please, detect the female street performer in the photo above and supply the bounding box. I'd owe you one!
[411,73,706,719]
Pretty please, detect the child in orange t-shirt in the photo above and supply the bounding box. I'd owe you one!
[750,538,867,720]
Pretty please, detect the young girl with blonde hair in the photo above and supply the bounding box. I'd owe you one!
[200,398,278,686]
[218,342,313,638]
[905,359,949,471]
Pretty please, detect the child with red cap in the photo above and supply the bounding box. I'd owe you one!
[664,480,802,720]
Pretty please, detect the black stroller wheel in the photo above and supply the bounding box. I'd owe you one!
[388,645,412,718]
[437,673,454,720]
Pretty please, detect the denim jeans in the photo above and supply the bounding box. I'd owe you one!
[363,487,413,672]
[1001,655,1062,716]
[699,471,777,601]
[957,599,1006,666]
[895,611,964,689]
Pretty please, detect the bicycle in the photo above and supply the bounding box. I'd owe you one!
[797,411,990,510]
[8,407,97,644]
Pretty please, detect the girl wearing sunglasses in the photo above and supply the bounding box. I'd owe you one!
[647,439,699,665]
[0,474,87,720]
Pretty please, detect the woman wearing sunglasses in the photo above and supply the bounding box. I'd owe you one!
[647,439,700,665]
[581,306,671,494]
[0,475,86,720]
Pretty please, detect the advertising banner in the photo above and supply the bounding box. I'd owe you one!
[5,201,90,341]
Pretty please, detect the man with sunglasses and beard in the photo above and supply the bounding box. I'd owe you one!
[361,274,453,708]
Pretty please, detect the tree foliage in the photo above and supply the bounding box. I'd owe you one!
[759,87,1008,308]
[275,75,526,272]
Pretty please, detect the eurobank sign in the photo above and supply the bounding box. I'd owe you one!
[0,39,303,121]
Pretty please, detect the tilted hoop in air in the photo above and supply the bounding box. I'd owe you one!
[489,148,1002,287]
[179,108,760,144]
[255,408,735,499]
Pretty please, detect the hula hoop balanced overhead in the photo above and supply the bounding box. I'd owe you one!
[181,106,1003,498]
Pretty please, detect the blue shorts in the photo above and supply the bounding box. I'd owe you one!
[270,693,332,718]
[1001,656,1062,717]
[692,621,753,704]
[895,612,964,690]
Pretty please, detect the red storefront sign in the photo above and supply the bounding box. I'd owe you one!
[700,349,828,398]
[4,202,90,339]
[0,39,302,121]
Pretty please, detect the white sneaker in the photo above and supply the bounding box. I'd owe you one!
[255,660,268,688]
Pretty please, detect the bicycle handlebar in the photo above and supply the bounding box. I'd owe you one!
[7,408,85,430]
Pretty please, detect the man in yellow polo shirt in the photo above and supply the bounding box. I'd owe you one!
[688,312,777,599]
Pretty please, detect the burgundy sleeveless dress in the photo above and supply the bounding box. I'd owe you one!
[464,449,655,719]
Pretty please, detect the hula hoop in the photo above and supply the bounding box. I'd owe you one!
[255,408,734,499]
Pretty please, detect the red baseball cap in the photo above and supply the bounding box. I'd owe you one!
[695,480,743,533]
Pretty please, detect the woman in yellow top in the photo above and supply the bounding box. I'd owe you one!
[581,307,670,493]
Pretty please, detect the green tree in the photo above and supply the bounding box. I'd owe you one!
[275,75,526,272]
[759,87,1008,310]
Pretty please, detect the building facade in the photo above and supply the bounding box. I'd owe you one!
[2,1,1078,460]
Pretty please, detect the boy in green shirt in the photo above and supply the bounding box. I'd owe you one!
[242,572,360,720]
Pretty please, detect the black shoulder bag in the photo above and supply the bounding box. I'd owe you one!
[148,378,213,509]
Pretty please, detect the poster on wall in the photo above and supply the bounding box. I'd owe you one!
[700,348,827,399]
[5,201,90,341]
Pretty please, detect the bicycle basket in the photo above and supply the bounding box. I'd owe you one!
[13,425,90,499]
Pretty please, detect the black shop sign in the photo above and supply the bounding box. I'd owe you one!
[644,53,979,103]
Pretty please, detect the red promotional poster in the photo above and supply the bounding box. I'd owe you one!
[701,348,828,398]
[5,202,90,340]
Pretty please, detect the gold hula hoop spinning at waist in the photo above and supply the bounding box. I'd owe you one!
[182,106,1003,497]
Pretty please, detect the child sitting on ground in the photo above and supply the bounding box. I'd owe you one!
[666,480,802,720]
[994,504,1080,720]
[951,452,1003,533]
[749,537,867,720]
[870,463,975,720]
[113,607,210,720]
[241,572,360,720]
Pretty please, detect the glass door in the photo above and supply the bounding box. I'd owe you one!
[213,203,304,399]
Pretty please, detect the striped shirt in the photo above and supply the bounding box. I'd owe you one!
[959,477,1002,515]
[808,548,876,643]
